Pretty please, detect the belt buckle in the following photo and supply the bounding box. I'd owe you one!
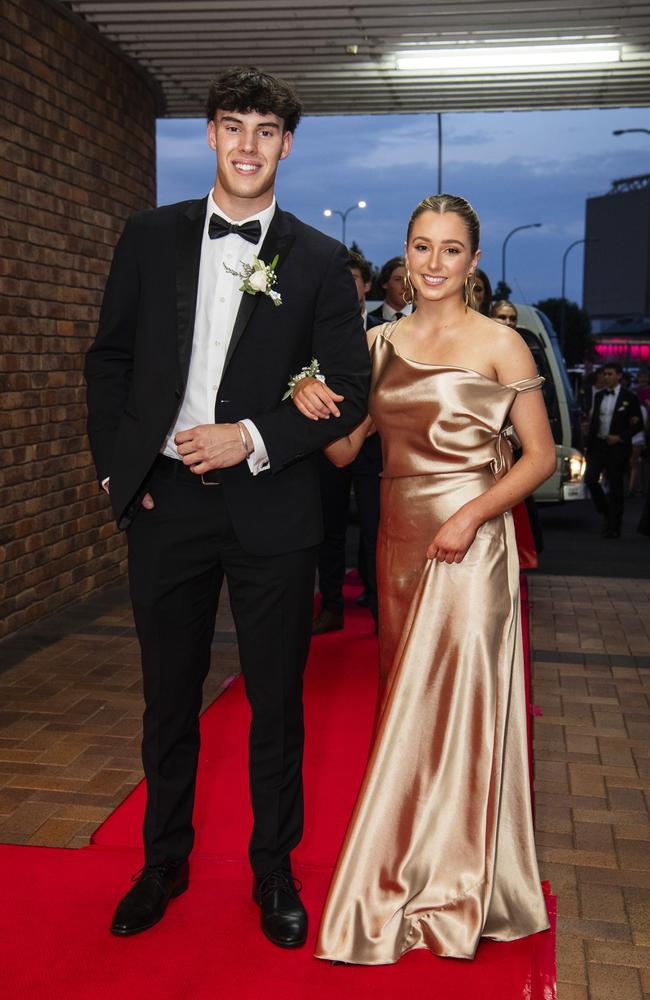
[201,473,220,486]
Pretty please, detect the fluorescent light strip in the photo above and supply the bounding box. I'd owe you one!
[397,45,621,71]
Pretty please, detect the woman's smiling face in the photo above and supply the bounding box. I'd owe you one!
[405,210,480,304]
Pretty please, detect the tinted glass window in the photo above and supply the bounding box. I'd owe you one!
[517,328,562,444]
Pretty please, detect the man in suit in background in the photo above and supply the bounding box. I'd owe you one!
[313,252,381,634]
[585,363,642,538]
[366,255,412,328]
[85,67,370,947]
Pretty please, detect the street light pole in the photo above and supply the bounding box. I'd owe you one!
[323,200,367,245]
[560,238,594,355]
[501,223,543,289]
[437,113,443,194]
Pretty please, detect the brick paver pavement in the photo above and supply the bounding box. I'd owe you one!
[0,584,237,848]
[530,574,650,1000]
[0,573,649,999]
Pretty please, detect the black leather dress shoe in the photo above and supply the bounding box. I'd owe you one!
[110,859,189,936]
[312,608,343,635]
[602,528,621,539]
[252,870,307,948]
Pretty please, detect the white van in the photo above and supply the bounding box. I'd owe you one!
[512,304,587,504]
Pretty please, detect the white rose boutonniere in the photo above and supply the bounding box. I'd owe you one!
[224,254,282,306]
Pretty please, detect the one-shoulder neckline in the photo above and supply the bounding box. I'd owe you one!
[380,330,515,392]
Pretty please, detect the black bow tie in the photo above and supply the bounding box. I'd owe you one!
[604,389,615,395]
[208,214,261,245]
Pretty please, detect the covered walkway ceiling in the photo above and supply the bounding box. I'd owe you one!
[63,1,650,116]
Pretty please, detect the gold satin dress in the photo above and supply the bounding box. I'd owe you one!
[315,322,550,964]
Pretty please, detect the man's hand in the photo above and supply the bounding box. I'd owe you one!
[607,434,622,445]
[175,423,249,474]
[291,376,344,421]
[104,477,154,510]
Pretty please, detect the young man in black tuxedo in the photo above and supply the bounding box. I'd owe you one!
[85,67,370,946]
[366,255,412,328]
[585,363,642,538]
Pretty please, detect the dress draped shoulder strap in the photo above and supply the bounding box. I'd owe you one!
[378,320,400,341]
[506,374,545,393]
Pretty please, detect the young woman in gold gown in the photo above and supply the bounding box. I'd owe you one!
[293,195,556,965]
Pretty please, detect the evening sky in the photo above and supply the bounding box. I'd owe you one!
[157,106,650,308]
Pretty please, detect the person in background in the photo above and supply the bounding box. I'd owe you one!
[637,410,650,535]
[631,367,650,500]
[628,399,648,497]
[579,366,607,446]
[348,250,372,326]
[635,366,650,407]
[585,363,642,538]
[313,251,381,634]
[491,299,518,328]
[488,297,544,550]
[580,365,603,417]
[472,268,493,316]
[367,256,413,327]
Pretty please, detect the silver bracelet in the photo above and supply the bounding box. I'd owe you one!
[237,421,253,457]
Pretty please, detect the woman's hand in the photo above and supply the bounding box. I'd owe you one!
[292,376,344,421]
[426,510,479,564]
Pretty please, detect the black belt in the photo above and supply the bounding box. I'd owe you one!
[153,454,221,486]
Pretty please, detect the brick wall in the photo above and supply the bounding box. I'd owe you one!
[1,0,159,639]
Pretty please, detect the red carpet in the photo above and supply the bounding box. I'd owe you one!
[1,578,555,999]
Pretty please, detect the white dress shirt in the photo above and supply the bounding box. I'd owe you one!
[162,189,275,475]
[598,384,621,439]
[381,301,412,321]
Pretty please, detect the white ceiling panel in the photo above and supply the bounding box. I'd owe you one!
[61,0,650,116]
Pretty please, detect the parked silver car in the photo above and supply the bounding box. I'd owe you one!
[512,304,587,504]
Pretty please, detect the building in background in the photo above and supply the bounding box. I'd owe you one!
[583,175,650,366]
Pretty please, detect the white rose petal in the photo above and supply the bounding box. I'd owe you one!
[248,270,268,292]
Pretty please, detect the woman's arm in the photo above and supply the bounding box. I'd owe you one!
[428,331,556,563]
[323,416,376,467]
[291,326,382,421]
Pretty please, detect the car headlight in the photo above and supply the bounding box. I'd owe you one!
[563,452,586,483]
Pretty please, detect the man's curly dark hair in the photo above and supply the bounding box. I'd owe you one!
[206,66,302,134]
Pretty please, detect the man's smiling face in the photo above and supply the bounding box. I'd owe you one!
[208,109,292,217]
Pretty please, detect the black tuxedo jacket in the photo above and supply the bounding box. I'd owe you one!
[84,199,371,553]
[587,387,642,453]
[366,304,386,329]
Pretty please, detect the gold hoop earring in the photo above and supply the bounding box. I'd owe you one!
[403,269,415,305]
[464,273,476,311]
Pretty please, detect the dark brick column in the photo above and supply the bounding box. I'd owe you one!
[1,0,160,639]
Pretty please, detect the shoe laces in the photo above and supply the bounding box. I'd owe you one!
[131,861,182,889]
[258,870,303,900]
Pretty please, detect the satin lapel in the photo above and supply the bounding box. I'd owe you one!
[176,198,207,386]
[222,206,296,374]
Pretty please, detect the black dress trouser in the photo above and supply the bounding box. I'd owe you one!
[585,439,629,532]
[317,453,380,619]
[126,458,317,876]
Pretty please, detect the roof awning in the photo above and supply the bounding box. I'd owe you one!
[63,0,650,117]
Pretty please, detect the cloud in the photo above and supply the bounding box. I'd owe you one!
[156,106,650,305]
